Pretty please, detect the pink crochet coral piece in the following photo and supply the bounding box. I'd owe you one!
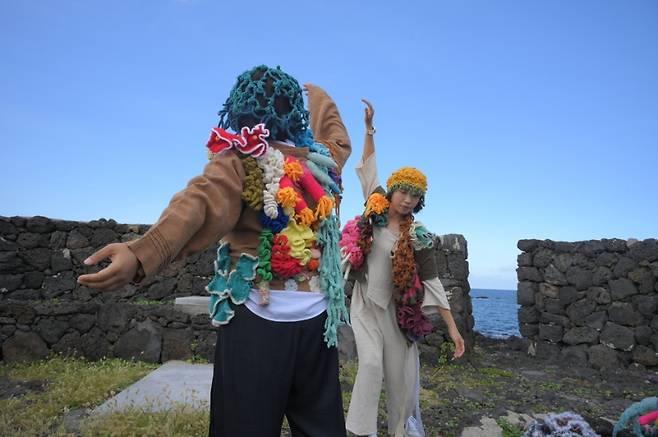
[339,216,364,269]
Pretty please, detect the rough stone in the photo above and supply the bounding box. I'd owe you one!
[52,331,82,356]
[23,271,44,289]
[80,328,112,360]
[98,303,136,332]
[584,311,608,331]
[602,238,627,252]
[539,312,570,327]
[36,318,69,344]
[0,274,23,292]
[69,314,96,333]
[518,307,540,324]
[66,230,90,249]
[554,241,576,253]
[518,240,540,251]
[544,264,567,285]
[560,345,589,366]
[42,271,76,298]
[553,253,573,273]
[633,345,658,366]
[613,257,637,277]
[2,331,49,362]
[447,253,468,280]
[608,302,644,326]
[566,299,596,325]
[600,322,635,351]
[633,295,658,316]
[588,344,621,370]
[26,216,55,233]
[558,286,579,306]
[538,282,559,299]
[592,266,612,286]
[517,252,533,267]
[516,282,536,306]
[533,249,553,268]
[595,252,617,267]
[538,323,563,343]
[563,327,599,345]
[517,267,542,282]
[50,250,73,273]
[0,219,17,235]
[115,319,162,363]
[17,232,48,249]
[1,302,36,324]
[7,289,41,300]
[628,239,658,262]
[0,252,25,273]
[161,328,194,362]
[566,266,593,290]
[544,298,565,315]
[519,323,538,337]
[586,287,611,305]
[628,267,655,293]
[90,228,118,247]
[20,248,51,270]
[146,278,178,300]
[634,325,653,346]
[609,278,638,300]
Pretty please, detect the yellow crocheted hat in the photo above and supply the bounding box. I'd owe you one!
[386,167,427,197]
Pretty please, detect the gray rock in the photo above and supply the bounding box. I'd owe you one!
[0,219,17,235]
[518,240,540,251]
[194,332,216,363]
[566,299,596,325]
[146,277,177,300]
[608,302,644,326]
[36,318,69,344]
[538,323,563,343]
[595,252,618,267]
[539,282,559,299]
[17,232,48,249]
[632,345,658,367]
[592,266,612,286]
[98,303,136,332]
[602,238,627,252]
[50,250,72,273]
[0,237,18,251]
[80,327,112,360]
[161,328,194,362]
[554,253,573,273]
[554,241,577,253]
[90,228,118,247]
[558,286,579,306]
[581,240,606,256]
[1,302,36,324]
[560,345,589,366]
[519,323,538,337]
[23,271,44,289]
[628,267,656,293]
[447,253,468,280]
[52,331,82,356]
[66,230,89,249]
[534,340,560,360]
[20,248,51,270]
[628,239,658,262]
[517,282,536,306]
[634,325,653,346]
[563,327,599,345]
[434,252,449,276]
[115,319,162,363]
[633,295,658,317]
[544,264,567,285]
[609,278,638,300]
[517,267,542,282]
[544,298,565,314]
[517,252,533,267]
[585,311,608,331]
[518,307,540,324]
[0,252,25,273]
[0,274,23,291]
[2,331,49,362]
[533,249,553,268]
[26,216,55,233]
[69,314,96,333]
[8,289,42,300]
[587,287,611,305]
[49,231,68,249]
[600,322,635,351]
[54,220,77,231]
[540,312,570,327]
[588,344,621,370]
[566,266,593,290]
[613,257,637,277]
[42,272,76,299]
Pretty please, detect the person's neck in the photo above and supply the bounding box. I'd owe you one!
[387,209,407,232]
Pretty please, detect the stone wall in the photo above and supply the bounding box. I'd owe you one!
[516,238,658,369]
[0,215,474,363]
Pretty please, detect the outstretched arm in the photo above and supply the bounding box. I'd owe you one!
[78,151,245,290]
[361,98,375,162]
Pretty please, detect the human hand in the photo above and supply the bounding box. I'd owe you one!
[361,98,374,129]
[303,83,316,96]
[449,326,466,359]
[77,243,140,291]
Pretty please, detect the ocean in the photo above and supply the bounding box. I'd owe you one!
[470,288,520,339]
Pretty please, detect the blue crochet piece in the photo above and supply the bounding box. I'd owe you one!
[207,243,259,326]
[613,396,658,437]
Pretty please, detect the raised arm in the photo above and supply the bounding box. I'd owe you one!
[361,98,375,162]
[354,98,381,199]
[304,84,352,171]
[78,151,246,290]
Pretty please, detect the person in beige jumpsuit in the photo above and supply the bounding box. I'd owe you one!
[345,99,465,437]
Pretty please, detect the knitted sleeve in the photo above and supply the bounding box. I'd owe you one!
[306,85,352,171]
[127,150,245,278]
[421,277,451,314]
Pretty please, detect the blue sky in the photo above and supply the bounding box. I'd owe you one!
[1,0,657,290]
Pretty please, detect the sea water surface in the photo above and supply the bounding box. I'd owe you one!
[470,288,520,338]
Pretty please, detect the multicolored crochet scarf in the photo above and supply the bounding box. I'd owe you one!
[204,66,348,347]
[339,173,436,342]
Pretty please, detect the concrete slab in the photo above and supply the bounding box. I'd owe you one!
[174,296,210,316]
[93,360,213,414]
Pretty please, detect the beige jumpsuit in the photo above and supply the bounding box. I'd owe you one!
[345,154,450,437]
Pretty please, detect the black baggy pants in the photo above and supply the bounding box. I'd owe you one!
[209,305,346,437]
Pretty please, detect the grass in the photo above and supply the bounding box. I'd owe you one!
[0,356,156,436]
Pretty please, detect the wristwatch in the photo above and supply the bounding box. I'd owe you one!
[367,126,376,136]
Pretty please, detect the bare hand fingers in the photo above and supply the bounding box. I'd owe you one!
[360,98,374,113]
[78,262,123,285]
[83,243,119,266]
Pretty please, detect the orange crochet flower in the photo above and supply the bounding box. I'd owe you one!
[364,192,390,217]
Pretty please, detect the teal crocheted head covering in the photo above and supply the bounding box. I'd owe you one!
[218,65,310,144]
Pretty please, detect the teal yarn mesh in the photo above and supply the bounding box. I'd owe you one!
[317,214,350,347]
